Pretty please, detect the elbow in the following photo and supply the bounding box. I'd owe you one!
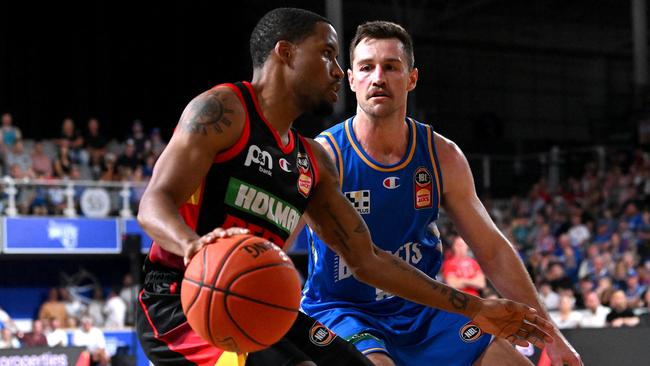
[344,249,380,285]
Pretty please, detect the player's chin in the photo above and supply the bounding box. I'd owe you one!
[311,100,335,116]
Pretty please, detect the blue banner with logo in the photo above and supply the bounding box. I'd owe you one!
[123,218,153,253]
[3,217,120,254]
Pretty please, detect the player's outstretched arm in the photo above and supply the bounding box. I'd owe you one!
[303,138,553,349]
[436,133,582,365]
[138,86,247,263]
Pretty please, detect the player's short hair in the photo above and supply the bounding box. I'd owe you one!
[349,21,415,69]
[250,8,331,68]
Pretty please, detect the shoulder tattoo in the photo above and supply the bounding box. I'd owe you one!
[181,90,236,135]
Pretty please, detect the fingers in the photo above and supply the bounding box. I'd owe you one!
[524,311,554,333]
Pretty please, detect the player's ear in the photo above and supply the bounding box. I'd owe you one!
[407,67,418,91]
[274,41,294,66]
[347,69,356,92]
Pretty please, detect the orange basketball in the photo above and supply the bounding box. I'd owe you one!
[181,234,301,353]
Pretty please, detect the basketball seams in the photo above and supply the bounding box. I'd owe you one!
[183,247,208,315]
[205,234,252,346]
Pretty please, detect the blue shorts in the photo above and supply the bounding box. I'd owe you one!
[306,302,493,366]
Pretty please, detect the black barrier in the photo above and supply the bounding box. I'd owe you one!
[0,346,86,366]
[562,326,650,366]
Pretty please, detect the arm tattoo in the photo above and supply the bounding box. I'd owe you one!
[182,91,235,135]
[449,289,469,310]
[325,204,351,251]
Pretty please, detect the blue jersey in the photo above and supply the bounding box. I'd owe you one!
[301,117,444,314]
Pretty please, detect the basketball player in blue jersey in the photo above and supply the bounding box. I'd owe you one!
[300,21,583,366]
[138,8,556,366]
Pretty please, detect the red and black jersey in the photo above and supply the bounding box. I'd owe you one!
[148,81,320,270]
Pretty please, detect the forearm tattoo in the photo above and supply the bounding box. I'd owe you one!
[449,289,469,310]
[182,91,234,135]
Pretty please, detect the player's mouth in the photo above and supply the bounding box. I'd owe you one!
[328,83,341,102]
[368,88,391,100]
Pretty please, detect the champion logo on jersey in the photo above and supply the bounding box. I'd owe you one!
[382,176,400,189]
[279,158,292,172]
[344,190,370,214]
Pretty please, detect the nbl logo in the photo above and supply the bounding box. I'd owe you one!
[309,321,337,347]
[459,323,483,343]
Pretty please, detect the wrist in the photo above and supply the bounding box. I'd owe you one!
[466,295,484,320]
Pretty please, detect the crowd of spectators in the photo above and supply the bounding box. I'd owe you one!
[439,147,650,329]
[0,112,165,216]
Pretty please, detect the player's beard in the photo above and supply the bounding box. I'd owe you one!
[297,90,334,116]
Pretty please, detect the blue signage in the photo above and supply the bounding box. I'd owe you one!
[3,217,120,254]
[123,218,153,253]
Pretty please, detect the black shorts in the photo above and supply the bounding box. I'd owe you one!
[136,261,372,366]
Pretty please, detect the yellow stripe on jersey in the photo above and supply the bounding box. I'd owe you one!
[345,118,417,172]
[215,352,247,366]
[320,132,344,188]
[187,182,203,205]
[425,125,442,208]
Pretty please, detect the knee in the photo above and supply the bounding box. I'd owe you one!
[367,352,396,366]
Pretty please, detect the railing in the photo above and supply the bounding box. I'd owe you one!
[0,177,148,218]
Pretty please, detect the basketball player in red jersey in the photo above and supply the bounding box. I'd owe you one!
[136,8,555,366]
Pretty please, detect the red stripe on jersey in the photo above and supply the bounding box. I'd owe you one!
[214,83,251,163]
[243,81,295,154]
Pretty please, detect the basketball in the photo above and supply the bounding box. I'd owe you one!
[180,234,301,353]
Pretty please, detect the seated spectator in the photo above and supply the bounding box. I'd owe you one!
[606,289,640,327]
[45,318,68,348]
[0,328,19,349]
[38,287,68,326]
[550,294,582,329]
[147,127,166,157]
[638,290,650,327]
[60,287,86,327]
[539,281,560,311]
[31,140,53,178]
[0,306,17,332]
[18,319,48,347]
[86,287,105,327]
[72,316,109,366]
[624,271,647,308]
[579,291,610,328]
[103,286,126,329]
[126,119,147,158]
[53,141,75,178]
[58,118,84,163]
[567,213,590,247]
[441,236,486,296]
[596,276,616,306]
[115,139,142,177]
[0,112,22,149]
[83,118,108,163]
[545,262,574,292]
[4,140,32,174]
[119,274,138,326]
[99,153,119,181]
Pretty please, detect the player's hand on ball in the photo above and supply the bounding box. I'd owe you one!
[183,227,249,266]
[471,298,554,349]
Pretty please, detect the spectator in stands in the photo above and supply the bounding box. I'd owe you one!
[147,127,166,157]
[622,201,643,231]
[606,289,640,327]
[555,233,580,281]
[638,290,650,326]
[98,152,119,181]
[103,286,126,329]
[578,291,610,328]
[86,287,105,327]
[539,281,560,311]
[141,152,156,177]
[568,213,590,247]
[545,262,574,292]
[60,287,86,327]
[119,274,138,326]
[638,210,650,262]
[596,276,616,306]
[45,317,68,347]
[550,294,582,329]
[83,118,108,166]
[126,119,147,158]
[441,236,486,296]
[624,271,646,308]
[72,316,109,366]
[115,139,141,178]
[4,140,33,175]
[38,287,68,326]
[0,112,22,149]
[18,319,48,347]
[0,327,19,349]
[0,306,16,332]
[30,140,53,178]
[574,276,595,309]
[53,140,75,178]
[58,118,84,163]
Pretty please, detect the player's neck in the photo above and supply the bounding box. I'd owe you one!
[352,112,409,165]
[250,73,299,146]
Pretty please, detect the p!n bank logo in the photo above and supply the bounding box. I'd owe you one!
[382,176,400,189]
